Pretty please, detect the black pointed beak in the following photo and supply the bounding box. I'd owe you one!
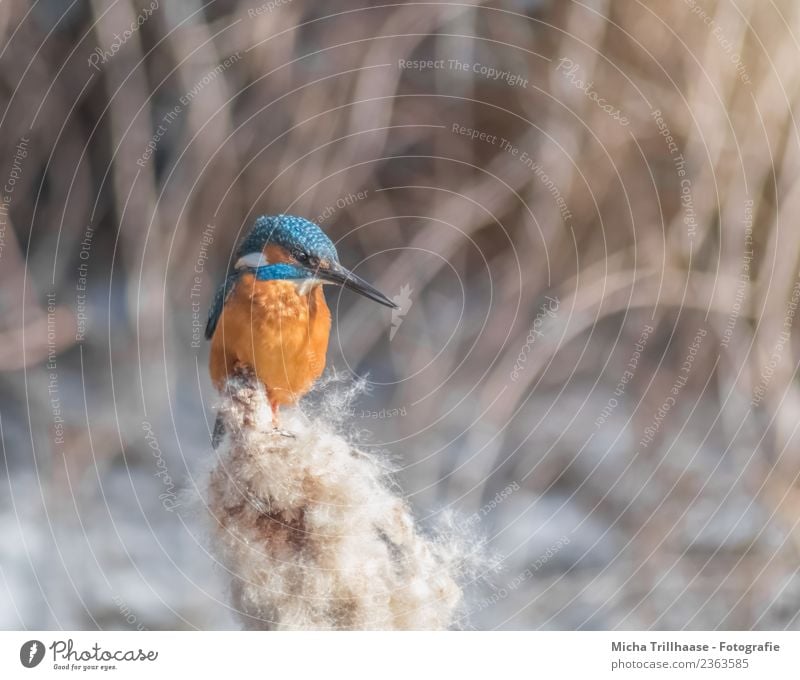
[315,262,398,308]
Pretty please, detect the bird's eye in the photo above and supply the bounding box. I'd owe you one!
[293,249,320,269]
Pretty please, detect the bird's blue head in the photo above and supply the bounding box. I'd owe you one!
[236,214,338,269]
[233,214,396,307]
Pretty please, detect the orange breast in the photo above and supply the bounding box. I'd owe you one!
[209,273,331,406]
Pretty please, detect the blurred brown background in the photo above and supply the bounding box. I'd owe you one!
[2,0,800,629]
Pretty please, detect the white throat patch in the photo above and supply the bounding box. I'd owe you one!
[295,278,323,295]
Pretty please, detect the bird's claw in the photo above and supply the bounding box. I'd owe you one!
[271,427,296,439]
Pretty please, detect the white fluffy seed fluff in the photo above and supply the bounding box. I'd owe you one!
[205,375,471,630]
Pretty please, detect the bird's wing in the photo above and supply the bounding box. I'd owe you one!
[205,272,239,340]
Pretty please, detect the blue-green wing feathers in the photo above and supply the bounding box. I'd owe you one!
[205,273,239,340]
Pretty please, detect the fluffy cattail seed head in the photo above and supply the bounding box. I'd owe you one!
[206,375,474,630]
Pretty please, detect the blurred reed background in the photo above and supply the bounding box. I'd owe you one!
[2,0,800,629]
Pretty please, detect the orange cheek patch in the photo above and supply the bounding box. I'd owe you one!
[264,244,294,264]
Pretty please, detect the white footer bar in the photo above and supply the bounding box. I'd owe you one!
[0,631,796,678]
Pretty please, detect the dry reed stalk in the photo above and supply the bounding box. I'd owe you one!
[206,373,473,630]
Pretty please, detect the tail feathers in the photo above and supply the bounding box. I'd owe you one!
[211,412,226,449]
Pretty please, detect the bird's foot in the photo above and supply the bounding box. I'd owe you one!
[268,398,294,437]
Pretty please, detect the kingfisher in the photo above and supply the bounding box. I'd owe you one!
[206,214,396,444]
